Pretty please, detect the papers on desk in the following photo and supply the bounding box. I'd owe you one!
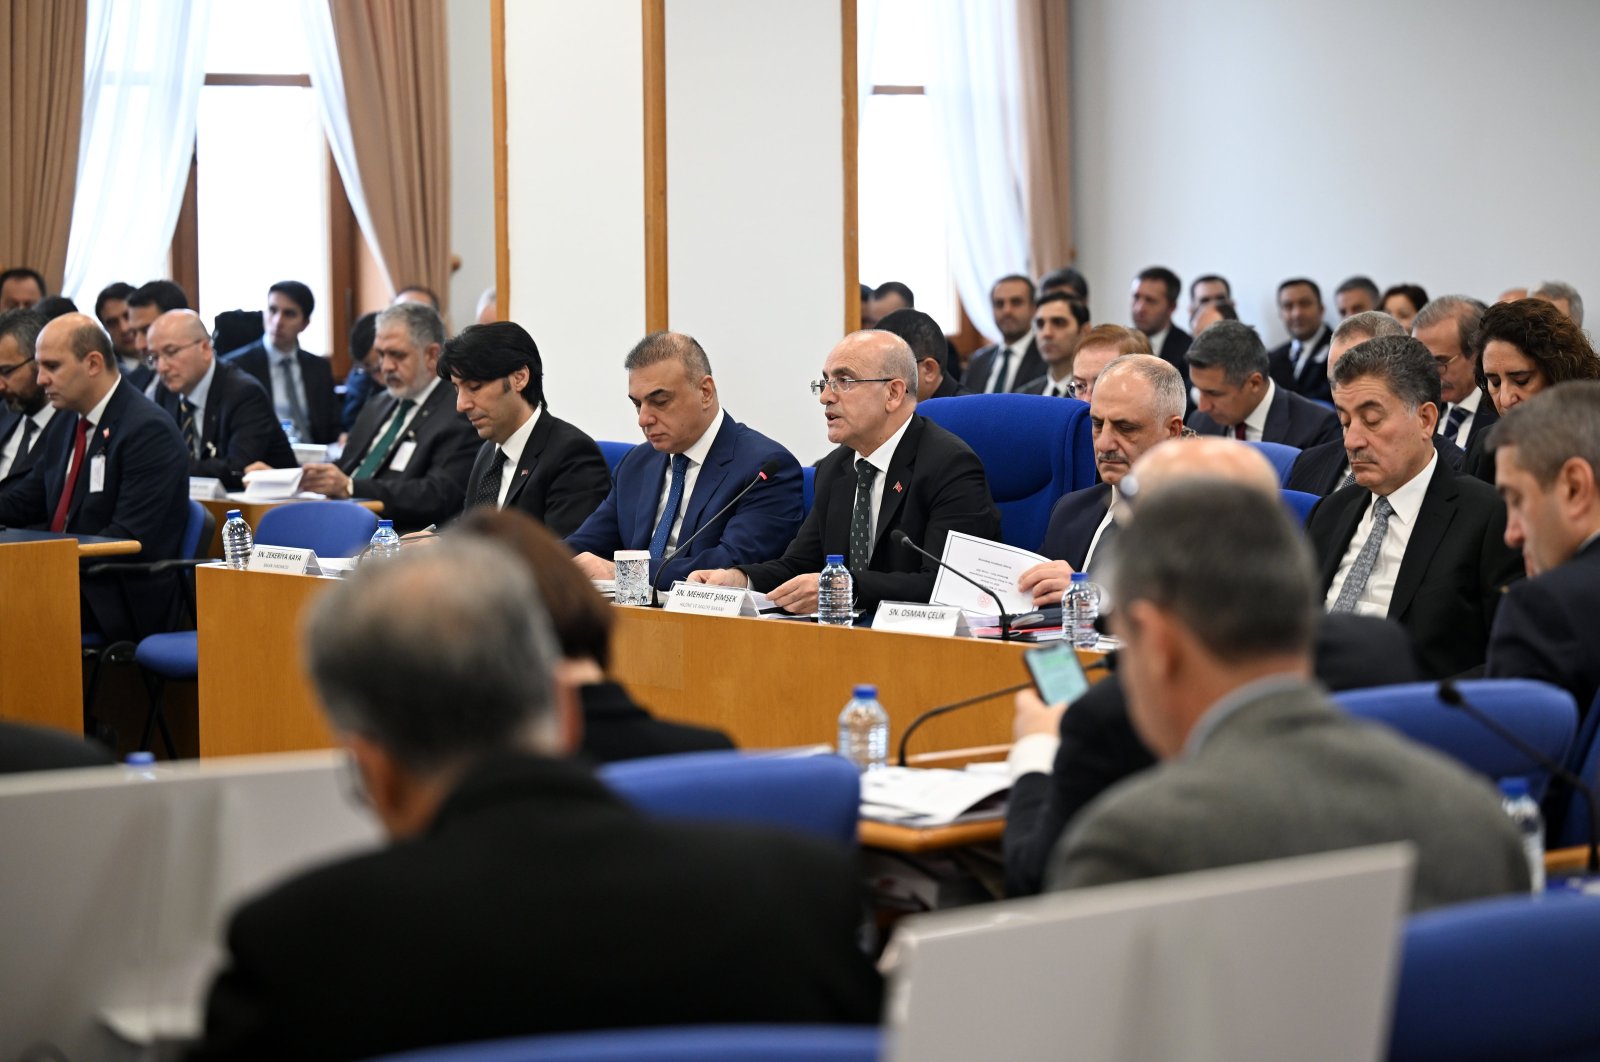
[188,477,228,500]
[860,766,1009,827]
[234,468,305,501]
[930,531,1046,617]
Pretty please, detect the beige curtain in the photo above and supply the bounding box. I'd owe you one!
[0,0,86,291]
[1016,0,1073,275]
[328,0,451,314]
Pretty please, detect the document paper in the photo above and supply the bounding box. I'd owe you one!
[929,531,1048,617]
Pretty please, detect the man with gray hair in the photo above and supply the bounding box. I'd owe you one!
[1185,320,1341,448]
[1532,280,1584,327]
[188,540,883,1060]
[1307,335,1522,678]
[689,330,999,611]
[1044,478,1528,910]
[301,301,480,531]
[1412,295,1495,453]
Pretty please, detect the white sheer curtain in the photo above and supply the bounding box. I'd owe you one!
[856,0,880,124]
[63,0,211,303]
[926,0,1030,343]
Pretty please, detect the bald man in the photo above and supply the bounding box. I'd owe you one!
[1002,436,1423,896]
[148,310,296,490]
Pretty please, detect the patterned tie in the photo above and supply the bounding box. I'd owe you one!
[354,398,416,479]
[473,447,508,508]
[1291,339,1310,380]
[49,416,89,532]
[1330,496,1394,614]
[1338,465,1358,491]
[277,357,309,439]
[1443,404,1471,440]
[988,346,1013,393]
[849,458,878,570]
[649,452,690,560]
[179,397,198,458]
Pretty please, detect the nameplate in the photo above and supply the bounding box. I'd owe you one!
[246,545,321,576]
[665,583,759,617]
[188,477,227,500]
[875,602,971,638]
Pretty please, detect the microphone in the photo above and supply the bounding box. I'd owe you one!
[658,459,783,576]
[891,529,1016,641]
[1437,680,1599,874]
[895,659,1115,766]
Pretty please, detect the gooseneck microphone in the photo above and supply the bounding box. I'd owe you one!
[897,682,1032,767]
[658,460,783,575]
[891,529,1016,641]
[1437,680,1600,874]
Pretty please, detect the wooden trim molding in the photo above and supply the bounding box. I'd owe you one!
[642,0,669,332]
[841,0,859,335]
[491,0,509,321]
[204,73,312,88]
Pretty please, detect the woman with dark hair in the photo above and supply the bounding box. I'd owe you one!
[1475,298,1600,414]
[1380,283,1429,330]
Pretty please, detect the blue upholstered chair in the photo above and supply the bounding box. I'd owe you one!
[596,440,633,476]
[802,464,816,517]
[374,1025,883,1062]
[919,393,1095,551]
[1245,440,1301,485]
[1554,689,1600,848]
[256,500,379,557]
[1280,488,1319,525]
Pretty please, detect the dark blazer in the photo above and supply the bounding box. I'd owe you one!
[123,361,156,393]
[1186,384,1342,449]
[1445,396,1499,454]
[340,366,379,432]
[578,681,735,765]
[338,383,480,532]
[1155,326,1194,389]
[1017,373,1073,397]
[0,721,113,774]
[964,337,1045,393]
[153,360,297,490]
[188,754,882,1061]
[463,410,611,537]
[1268,326,1333,402]
[222,340,341,444]
[930,372,971,399]
[1037,482,1111,567]
[1307,459,1523,679]
[1287,434,1466,497]
[738,415,1001,608]
[1004,613,1423,896]
[1486,537,1600,719]
[0,408,70,491]
[566,413,804,590]
[1460,427,1497,485]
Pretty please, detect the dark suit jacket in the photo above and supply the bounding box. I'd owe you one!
[578,681,735,765]
[737,415,1001,608]
[1017,373,1073,397]
[1268,326,1333,402]
[188,754,882,1062]
[1460,427,1497,485]
[964,338,1045,393]
[0,721,113,774]
[1186,384,1342,449]
[0,408,69,492]
[463,410,611,537]
[1037,482,1111,567]
[1003,613,1424,896]
[153,360,296,490]
[1307,459,1523,679]
[1287,434,1466,497]
[566,413,804,590]
[1156,326,1193,389]
[338,383,481,532]
[223,340,341,444]
[930,372,971,399]
[1486,537,1600,719]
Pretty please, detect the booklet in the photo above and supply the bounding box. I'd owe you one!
[929,530,1049,617]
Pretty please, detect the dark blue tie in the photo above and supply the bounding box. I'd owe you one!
[649,453,690,560]
[1443,404,1471,439]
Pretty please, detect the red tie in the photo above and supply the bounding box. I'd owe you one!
[49,416,89,533]
[1234,423,1247,441]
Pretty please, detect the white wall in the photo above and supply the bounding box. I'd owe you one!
[1071,0,1600,344]
[446,0,495,328]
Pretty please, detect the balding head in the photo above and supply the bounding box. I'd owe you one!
[1130,436,1281,502]
[148,309,215,397]
[35,313,117,415]
[818,330,918,455]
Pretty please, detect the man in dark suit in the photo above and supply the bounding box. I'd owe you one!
[1307,335,1522,679]
[1017,292,1089,398]
[963,274,1046,393]
[1484,383,1600,717]
[1186,320,1342,448]
[300,302,480,532]
[221,281,340,444]
[340,312,380,433]
[567,332,805,590]
[1413,294,1497,456]
[0,314,190,639]
[187,540,881,1062]
[1129,265,1192,389]
[876,307,971,401]
[123,279,189,380]
[0,309,68,489]
[146,311,296,491]
[92,282,153,391]
[1267,277,1334,402]
[440,321,610,536]
[689,331,1000,612]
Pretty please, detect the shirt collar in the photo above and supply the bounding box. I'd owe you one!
[83,377,121,431]
[1245,378,1277,435]
[1147,326,1170,354]
[1184,673,1310,757]
[1454,387,1482,415]
[858,410,914,473]
[186,358,218,409]
[499,404,541,466]
[265,337,298,361]
[1006,330,1034,356]
[1293,324,1328,352]
[1376,449,1438,528]
[678,406,725,468]
[396,375,440,410]
[29,404,57,430]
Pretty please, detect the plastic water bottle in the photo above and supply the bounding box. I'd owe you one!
[368,519,402,562]
[221,509,254,569]
[280,418,300,445]
[817,554,854,627]
[837,684,889,771]
[1062,572,1102,649]
[1500,777,1545,893]
[124,750,161,781]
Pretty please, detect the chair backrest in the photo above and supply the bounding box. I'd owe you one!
[373,1025,883,1062]
[1555,688,1600,848]
[1281,488,1319,525]
[1333,679,1577,800]
[596,440,633,476]
[801,464,816,517]
[598,750,861,847]
[1388,892,1600,1062]
[919,393,1095,550]
[255,501,380,558]
[1245,440,1301,485]
[181,498,215,559]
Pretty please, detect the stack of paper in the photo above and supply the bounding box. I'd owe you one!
[930,531,1046,617]
[233,468,305,501]
[860,766,1010,827]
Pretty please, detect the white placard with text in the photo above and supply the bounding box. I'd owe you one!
[874,602,972,638]
[665,583,759,617]
[246,545,321,577]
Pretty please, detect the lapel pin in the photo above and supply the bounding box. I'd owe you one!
[102,427,111,440]
[893,481,903,493]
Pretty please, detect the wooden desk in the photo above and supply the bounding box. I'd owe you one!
[0,538,82,733]
[198,498,383,558]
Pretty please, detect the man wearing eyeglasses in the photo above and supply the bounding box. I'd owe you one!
[0,309,67,489]
[147,310,296,491]
[1412,295,1495,455]
[689,331,1000,613]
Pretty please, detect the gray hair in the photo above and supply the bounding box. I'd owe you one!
[1333,310,1405,348]
[624,331,713,379]
[1184,320,1269,387]
[1487,380,1600,485]
[0,308,45,356]
[376,301,447,352]
[1533,280,1584,326]
[1113,480,1317,662]
[305,538,562,773]
[1097,353,1185,421]
[872,331,919,393]
[1411,295,1488,362]
[1331,334,1442,414]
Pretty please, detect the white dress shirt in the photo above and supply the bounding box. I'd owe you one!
[988,332,1034,393]
[0,405,55,479]
[1146,326,1170,360]
[358,377,438,468]
[1290,324,1329,379]
[1442,387,1482,449]
[182,359,218,457]
[265,338,306,433]
[851,413,914,554]
[652,407,725,552]
[1038,372,1073,398]
[1082,485,1120,572]
[493,406,540,507]
[1324,451,1438,617]
[1239,379,1276,442]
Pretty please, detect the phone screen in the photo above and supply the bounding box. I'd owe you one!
[1024,641,1091,706]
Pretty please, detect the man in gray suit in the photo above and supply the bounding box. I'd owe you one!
[1045,479,1530,912]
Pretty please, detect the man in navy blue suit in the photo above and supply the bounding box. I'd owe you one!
[566,332,804,590]
[221,281,341,444]
[1187,320,1342,449]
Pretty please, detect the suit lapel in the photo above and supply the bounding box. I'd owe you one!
[1263,388,1288,441]
[821,447,856,550]
[346,392,395,469]
[677,417,733,534]
[1388,461,1457,621]
[504,413,553,507]
[871,416,922,556]
[1316,489,1369,593]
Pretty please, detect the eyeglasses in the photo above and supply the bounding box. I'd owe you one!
[0,356,34,378]
[1065,379,1082,399]
[147,337,205,367]
[809,376,894,395]
[1432,353,1460,372]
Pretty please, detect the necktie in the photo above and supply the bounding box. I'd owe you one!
[1443,404,1471,440]
[179,397,198,458]
[1338,465,1358,491]
[354,398,416,479]
[648,452,690,560]
[49,416,90,533]
[474,447,508,508]
[277,357,309,439]
[988,346,1013,393]
[1330,496,1394,614]
[1291,339,1310,380]
[16,417,37,459]
[1234,423,1247,441]
[849,458,878,570]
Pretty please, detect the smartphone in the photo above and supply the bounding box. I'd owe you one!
[1024,641,1091,706]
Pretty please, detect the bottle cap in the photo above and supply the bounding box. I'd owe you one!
[125,751,156,766]
[1499,777,1531,798]
[1070,571,1088,582]
[825,554,844,565]
[226,509,242,519]
[852,684,877,699]
[378,519,394,529]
